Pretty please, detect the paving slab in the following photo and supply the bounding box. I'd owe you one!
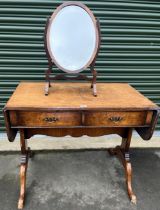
[0,149,159,210]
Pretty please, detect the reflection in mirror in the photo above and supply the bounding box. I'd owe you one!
[48,5,97,73]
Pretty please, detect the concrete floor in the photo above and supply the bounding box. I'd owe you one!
[0,149,160,210]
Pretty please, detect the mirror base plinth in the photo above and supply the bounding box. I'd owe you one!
[44,82,49,96]
[44,72,97,96]
[93,84,97,97]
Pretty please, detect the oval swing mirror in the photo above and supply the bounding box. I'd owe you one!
[46,2,99,73]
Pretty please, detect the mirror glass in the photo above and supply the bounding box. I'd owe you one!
[48,5,97,73]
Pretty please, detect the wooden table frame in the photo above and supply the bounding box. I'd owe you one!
[3,82,160,209]
[17,127,137,209]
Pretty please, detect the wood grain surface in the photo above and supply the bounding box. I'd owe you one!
[5,82,158,110]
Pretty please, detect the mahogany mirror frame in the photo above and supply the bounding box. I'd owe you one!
[44,1,101,96]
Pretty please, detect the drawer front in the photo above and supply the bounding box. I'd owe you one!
[10,111,81,127]
[84,111,152,126]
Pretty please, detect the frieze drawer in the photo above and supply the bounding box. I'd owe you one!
[84,111,153,127]
[9,111,82,127]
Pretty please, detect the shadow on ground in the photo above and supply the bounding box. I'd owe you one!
[0,149,160,210]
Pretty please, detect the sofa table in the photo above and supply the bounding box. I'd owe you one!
[3,82,159,209]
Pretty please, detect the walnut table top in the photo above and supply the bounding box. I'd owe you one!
[5,82,158,111]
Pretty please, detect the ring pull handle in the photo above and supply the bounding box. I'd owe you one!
[43,117,59,123]
[109,116,123,123]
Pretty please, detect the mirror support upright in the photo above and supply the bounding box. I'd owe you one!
[44,17,52,96]
[90,19,101,96]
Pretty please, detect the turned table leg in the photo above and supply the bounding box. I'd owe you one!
[108,128,137,204]
[18,129,31,209]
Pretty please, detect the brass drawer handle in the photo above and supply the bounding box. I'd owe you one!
[109,116,123,123]
[43,117,59,123]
